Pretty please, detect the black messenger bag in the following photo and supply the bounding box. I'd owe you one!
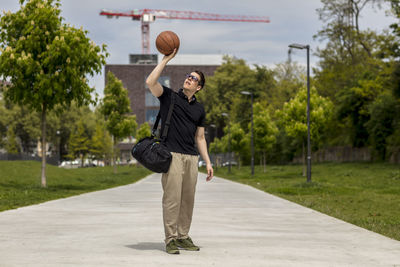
[131,94,175,173]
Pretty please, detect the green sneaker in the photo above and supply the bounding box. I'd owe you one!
[166,240,180,254]
[176,237,200,251]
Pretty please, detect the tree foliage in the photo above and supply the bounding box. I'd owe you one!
[223,122,248,168]
[100,72,137,140]
[0,0,107,187]
[253,103,278,171]
[135,122,151,142]
[100,71,137,171]
[0,0,107,110]
[336,76,385,147]
[90,121,112,164]
[68,119,91,167]
[5,127,19,154]
[209,137,226,154]
[366,93,398,159]
[197,56,274,130]
[278,86,333,155]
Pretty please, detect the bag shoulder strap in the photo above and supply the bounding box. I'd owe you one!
[151,92,175,140]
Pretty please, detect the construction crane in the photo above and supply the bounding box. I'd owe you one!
[100,8,270,54]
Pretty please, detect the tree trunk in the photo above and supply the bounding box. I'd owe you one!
[41,105,47,188]
[302,141,306,177]
[113,137,117,174]
[263,151,266,173]
[352,0,371,57]
[238,155,241,170]
[111,135,115,167]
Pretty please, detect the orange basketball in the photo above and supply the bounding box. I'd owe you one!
[155,31,180,56]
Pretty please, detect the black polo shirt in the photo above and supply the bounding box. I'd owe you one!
[158,86,206,155]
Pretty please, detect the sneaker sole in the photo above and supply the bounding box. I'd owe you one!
[166,250,180,254]
[177,246,200,251]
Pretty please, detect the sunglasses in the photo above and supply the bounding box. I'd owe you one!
[185,74,200,82]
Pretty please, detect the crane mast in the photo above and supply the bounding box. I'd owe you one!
[100,8,270,54]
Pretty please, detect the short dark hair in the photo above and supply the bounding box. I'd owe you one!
[194,70,205,89]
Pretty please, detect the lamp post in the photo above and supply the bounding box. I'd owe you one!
[221,113,231,173]
[240,91,254,176]
[288,43,311,182]
[210,124,217,171]
[56,130,61,166]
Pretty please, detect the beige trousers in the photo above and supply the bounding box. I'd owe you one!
[161,152,198,244]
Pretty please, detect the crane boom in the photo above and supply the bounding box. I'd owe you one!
[100,9,270,23]
[100,8,270,54]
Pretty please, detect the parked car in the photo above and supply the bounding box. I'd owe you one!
[222,161,238,167]
[198,160,214,167]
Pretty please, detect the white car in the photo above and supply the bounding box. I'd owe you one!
[222,161,238,167]
[198,160,214,167]
[198,160,206,167]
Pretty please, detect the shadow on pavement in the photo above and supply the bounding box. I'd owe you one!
[126,242,165,252]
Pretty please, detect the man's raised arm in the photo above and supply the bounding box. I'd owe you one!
[145,49,177,97]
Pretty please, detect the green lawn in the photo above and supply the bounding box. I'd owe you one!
[204,162,400,241]
[0,161,152,212]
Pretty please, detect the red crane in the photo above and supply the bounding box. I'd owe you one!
[100,8,270,54]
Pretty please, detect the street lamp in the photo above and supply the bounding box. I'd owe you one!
[240,91,254,176]
[288,43,311,182]
[210,124,217,171]
[56,130,61,166]
[221,112,231,173]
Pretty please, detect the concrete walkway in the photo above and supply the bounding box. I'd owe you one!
[0,173,400,267]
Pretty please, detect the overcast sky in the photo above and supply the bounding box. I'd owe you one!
[1,0,396,98]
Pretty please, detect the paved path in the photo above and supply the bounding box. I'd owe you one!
[0,173,400,266]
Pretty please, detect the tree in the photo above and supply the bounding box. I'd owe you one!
[253,103,278,172]
[222,122,248,169]
[209,137,226,168]
[273,61,306,109]
[5,127,19,154]
[366,93,398,159]
[10,105,41,153]
[389,0,400,52]
[197,56,274,130]
[90,121,113,165]
[135,122,151,142]
[0,99,10,148]
[209,138,224,154]
[315,0,383,61]
[68,119,92,168]
[313,0,393,100]
[100,72,137,173]
[0,100,40,152]
[55,103,94,162]
[0,0,107,187]
[279,86,333,176]
[336,77,385,147]
[313,0,399,152]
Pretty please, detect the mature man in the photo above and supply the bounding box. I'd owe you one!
[146,49,214,254]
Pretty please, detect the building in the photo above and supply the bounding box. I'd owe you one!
[105,54,222,126]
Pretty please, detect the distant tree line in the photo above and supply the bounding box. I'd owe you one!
[0,70,139,167]
[199,0,400,170]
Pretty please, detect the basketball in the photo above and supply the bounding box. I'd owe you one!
[155,31,180,56]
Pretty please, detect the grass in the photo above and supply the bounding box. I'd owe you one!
[0,161,152,212]
[202,162,400,241]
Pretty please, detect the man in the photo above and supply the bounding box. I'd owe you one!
[145,49,214,255]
